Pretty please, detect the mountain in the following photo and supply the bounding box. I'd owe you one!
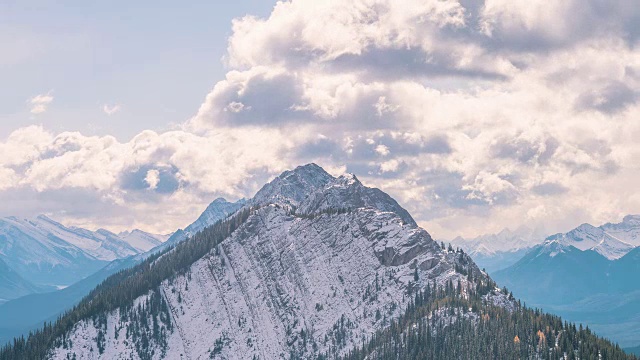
[494,217,640,348]
[0,215,172,292]
[164,197,245,246]
[0,164,632,360]
[117,230,171,252]
[450,226,545,273]
[543,215,640,260]
[0,196,244,347]
[46,164,470,359]
[0,216,111,289]
[187,198,247,234]
[544,223,634,260]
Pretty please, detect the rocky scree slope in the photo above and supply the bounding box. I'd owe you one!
[17,164,484,360]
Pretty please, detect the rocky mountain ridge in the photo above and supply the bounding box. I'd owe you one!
[47,164,487,359]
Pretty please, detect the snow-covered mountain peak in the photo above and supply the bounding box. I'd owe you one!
[34,214,61,225]
[117,229,170,252]
[333,172,360,187]
[540,218,639,260]
[0,213,177,288]
[590,236,635,260]
[538,239,569,258]
[622,214,640,225]
[451,225,544,256]
[252,163,334,207]
[297,171,417,226]
[210,197,230,204]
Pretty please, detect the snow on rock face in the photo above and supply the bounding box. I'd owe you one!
[0,215,138,262]
[600,214,640,247]
[0,217,113,287]
[0,215,168,289]
[51,165,481,359]
[298,173,417,227]
[163,198,246,248]
[117,229,170,252]
[544,219,639,260]
[251,163,334,207]
[186,198,246,235]
[450,226,545,257]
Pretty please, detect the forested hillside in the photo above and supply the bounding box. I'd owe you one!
[343,282,634,360]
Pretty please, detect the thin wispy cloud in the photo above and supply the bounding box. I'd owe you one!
[28,92,54,114]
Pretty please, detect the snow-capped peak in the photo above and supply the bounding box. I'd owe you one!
[117,229,171,252]
[622,214,640,225]
[542,218,638,260]
[450,226,545,256]
[333,173,359,187]
[296,170,417,225]
[251,163,334,207]
[185,198,246,235]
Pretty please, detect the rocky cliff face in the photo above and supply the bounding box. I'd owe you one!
[49,164,484,359]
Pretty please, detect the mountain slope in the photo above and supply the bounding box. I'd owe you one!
[0,214,172,291]
[0,216,110,288]
[545,223,634,260]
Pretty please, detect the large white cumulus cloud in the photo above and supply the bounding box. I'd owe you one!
[3,0,640,237]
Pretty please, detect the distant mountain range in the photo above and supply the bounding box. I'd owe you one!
[542,215,640,260]
[0,214,169,303]
[449,226,546,273]
[494,215,640,348]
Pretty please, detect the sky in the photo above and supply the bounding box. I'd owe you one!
[1,0,640,239]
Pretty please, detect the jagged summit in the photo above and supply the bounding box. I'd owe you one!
[253,164,417,226]
[251,163,334,207]
[542,218,638,260]
[299,174,417,226]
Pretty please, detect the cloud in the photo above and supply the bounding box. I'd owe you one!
[144,169,160,190]
[3,0,640,239]
[28,92,54,114]
[103,104,122,115]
